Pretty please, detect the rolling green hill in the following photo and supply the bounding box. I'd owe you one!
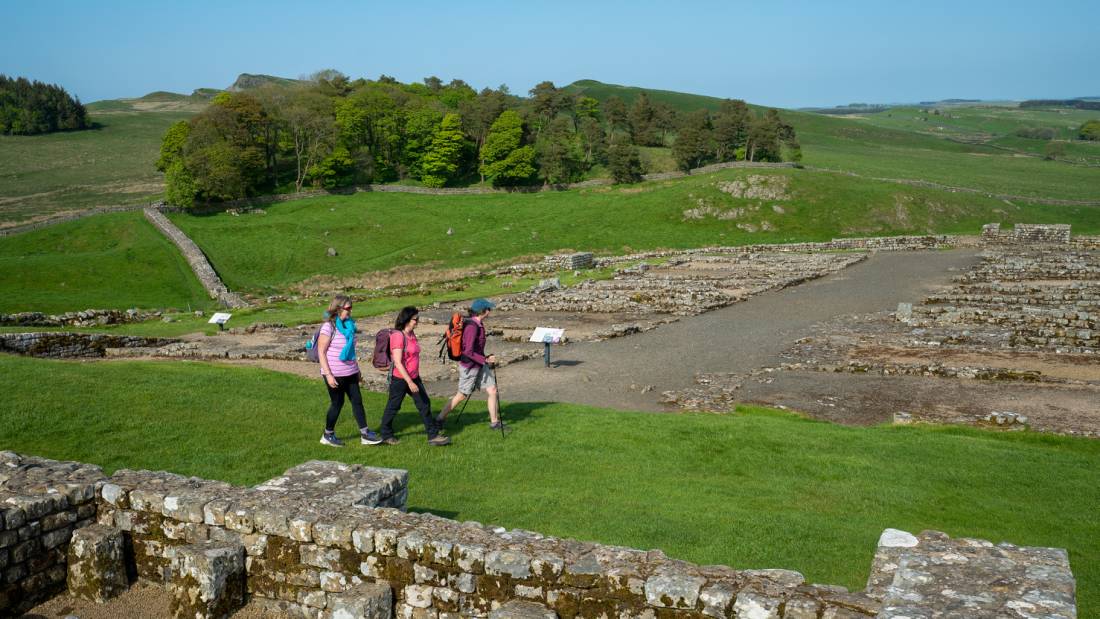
[565,80,1100,201]
[0,109,198,225]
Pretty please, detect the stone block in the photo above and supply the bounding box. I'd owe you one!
[488,600,557,619]
[323,584,393,615]
[485,550,532,579]
[67,524,128,603]
[168,541,246,619]
[732,591,781,618]
[643,569,705,609]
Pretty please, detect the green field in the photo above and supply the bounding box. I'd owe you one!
[170,167,1100,294]
[0,210,211,313]
[0,355,1096,614]
[0,109,194,225]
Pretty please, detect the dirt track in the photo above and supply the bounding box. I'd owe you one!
[425,249,983,412]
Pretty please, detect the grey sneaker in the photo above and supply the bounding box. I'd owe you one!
[489,421,506,431]
[428,435,452,446]
[320,432,344,447]
[381,437,400,446]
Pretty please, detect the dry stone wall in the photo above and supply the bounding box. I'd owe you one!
[0,452,1079,618]
[143,207,248,309]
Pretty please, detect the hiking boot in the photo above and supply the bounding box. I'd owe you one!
[380,437,400,446]
[428,435,452,446]
[360,429,383,446]
[320,432,344,447]
[489,421,507,431]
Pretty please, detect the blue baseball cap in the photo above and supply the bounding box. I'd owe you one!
[471,298,496,313]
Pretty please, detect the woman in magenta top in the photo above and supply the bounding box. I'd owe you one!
[379,306,450,446]
[317,294,382,447]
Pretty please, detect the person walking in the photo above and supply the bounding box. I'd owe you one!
[436,298,504,430]
[317,294,383,447]
[379,307,451,446]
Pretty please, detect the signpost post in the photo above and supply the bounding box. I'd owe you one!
[208,312,232,331]
[529,327,564,367]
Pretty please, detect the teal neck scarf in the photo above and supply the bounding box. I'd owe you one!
[334,316,356,361]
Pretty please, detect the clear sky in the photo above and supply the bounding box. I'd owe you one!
[4,0,1098,108]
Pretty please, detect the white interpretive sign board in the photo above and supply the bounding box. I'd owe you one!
[529,327,564,344]
[208,312,233,325]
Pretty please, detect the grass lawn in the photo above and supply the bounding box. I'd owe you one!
[0,210,212,313]
[172,167,1100,293]
[0,110,194,225]
[0,355,1097,613]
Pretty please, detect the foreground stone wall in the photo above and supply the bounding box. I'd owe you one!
[143,207,248,309]
[0,452,1079,618]
[0,452,103,614]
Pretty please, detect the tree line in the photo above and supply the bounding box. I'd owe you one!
[158,71,799,207]
[0,75,89,135]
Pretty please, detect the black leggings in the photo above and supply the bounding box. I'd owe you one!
[325,373,368,432]
[381,376,436,439]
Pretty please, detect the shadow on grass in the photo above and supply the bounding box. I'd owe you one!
[380,400,552,442]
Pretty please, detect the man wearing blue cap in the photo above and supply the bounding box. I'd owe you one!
[436,298,504,430]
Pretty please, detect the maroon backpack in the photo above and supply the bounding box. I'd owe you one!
[371,329,406,373]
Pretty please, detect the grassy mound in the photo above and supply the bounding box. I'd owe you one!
[1,355,1096,613]
[0,211,211,313]
[173,167,1099,294]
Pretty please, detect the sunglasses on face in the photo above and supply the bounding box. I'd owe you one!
[342,305,353,311]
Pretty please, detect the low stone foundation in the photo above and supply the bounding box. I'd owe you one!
[0,451,1079,618]
[0,332,177,358]
[0,308,155,328]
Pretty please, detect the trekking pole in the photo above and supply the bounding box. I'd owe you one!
[451,393,471,427]
[495,363,506,440]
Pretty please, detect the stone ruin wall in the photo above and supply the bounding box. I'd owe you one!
[142,207,248,309]
[0,332,177,359]
[0,451,1078,618]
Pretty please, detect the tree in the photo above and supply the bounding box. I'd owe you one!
[480,110,535,186]
[607,143,644,184]
[672,110,714,171]
[628,92,660,146]
[653,102,678,145]
[578,116,606,164]
[575,96,601,121]
[535,117,583,184]
[745,109,791,162]
[421,113,469,187]
[1079,120,1100,141]
[459,88,509,180]
[713,99,750,161]
[308,145,357,188]
[403,106,444,179]
[281,89,336,192]
[603,96,628,141]
[529,81,565,136]
[0,74,88,135]
[156,121,191,172]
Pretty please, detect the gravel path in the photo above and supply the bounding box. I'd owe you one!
[431,249,982,412]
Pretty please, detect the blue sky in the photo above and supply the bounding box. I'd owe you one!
[4,0,1098,108]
